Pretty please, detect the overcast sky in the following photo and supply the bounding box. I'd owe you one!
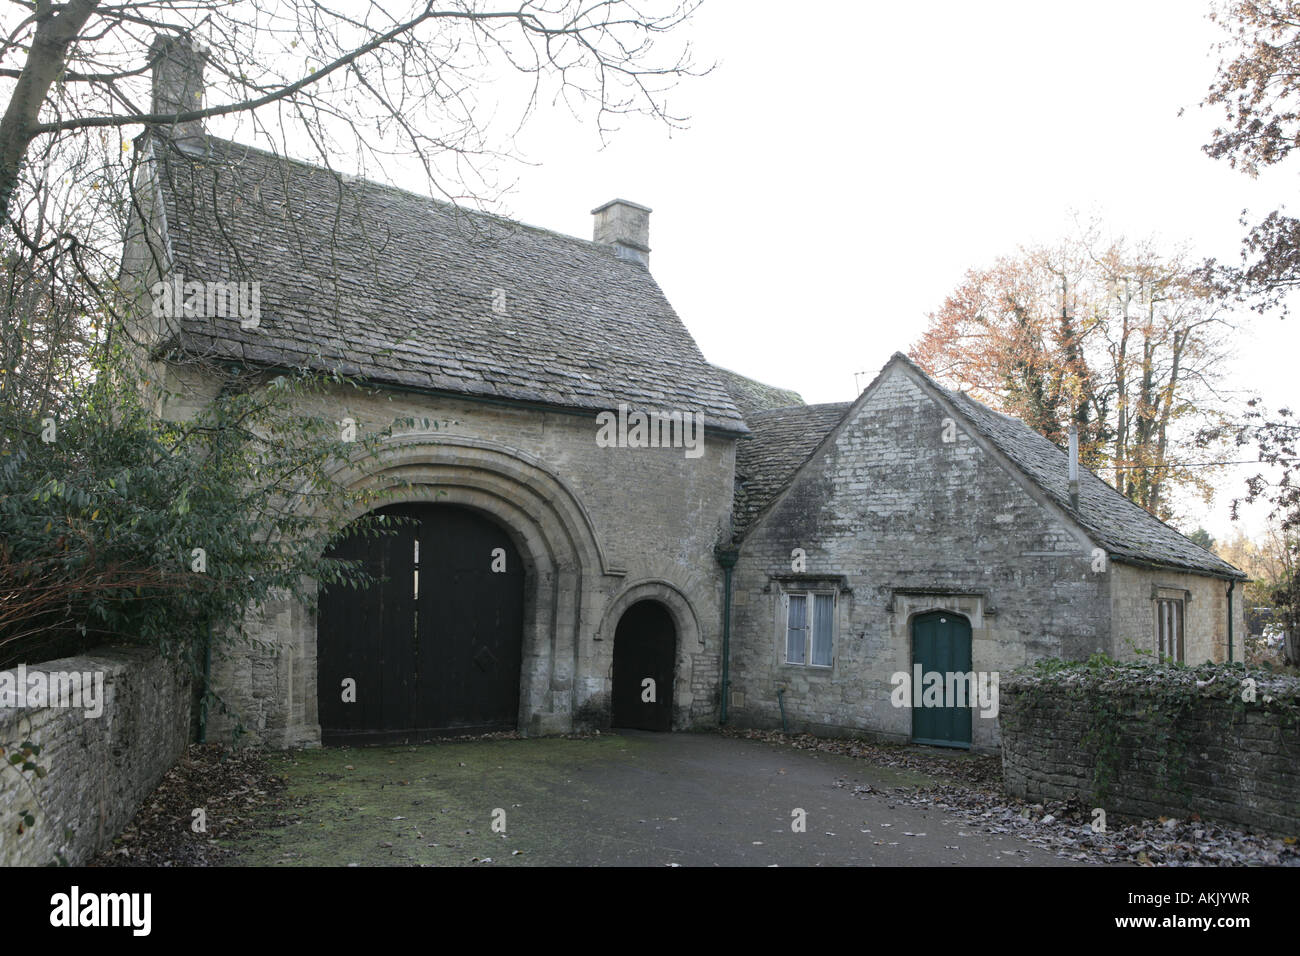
[212,1,1295,541]
[476,0,1296,541]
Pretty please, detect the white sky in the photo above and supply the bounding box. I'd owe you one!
[489,0,1299,542]
[203,0,1296,543]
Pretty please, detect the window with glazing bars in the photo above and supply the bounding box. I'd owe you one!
[785,592,834,667]
[1156,597,1184,662]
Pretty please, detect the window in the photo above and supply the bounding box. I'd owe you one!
[785,591,835,667]
[1156,597,1184,662]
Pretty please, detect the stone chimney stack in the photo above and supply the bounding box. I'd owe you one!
[592,199,651,268]
[149,34,210,143]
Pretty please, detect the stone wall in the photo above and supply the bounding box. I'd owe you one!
[1000,665,1300,836]
[727,362,1108,751]
[0,645,191,866]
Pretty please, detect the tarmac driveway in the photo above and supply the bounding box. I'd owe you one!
[229,730,1077,866]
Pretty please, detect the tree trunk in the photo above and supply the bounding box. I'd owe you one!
[0,0,102,225]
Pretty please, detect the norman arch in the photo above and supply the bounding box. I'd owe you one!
[287,434,624,743]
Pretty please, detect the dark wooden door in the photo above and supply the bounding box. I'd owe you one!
[910,610,973,749]
[317,503,524,744]
[611,600,675,731]
[414,506,525,732]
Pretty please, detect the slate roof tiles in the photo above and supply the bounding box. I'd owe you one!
[141,133,747,432]
[732,402,852,537]
[732,354,1244,579]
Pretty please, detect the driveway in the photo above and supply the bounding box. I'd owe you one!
[228,731,1077,866]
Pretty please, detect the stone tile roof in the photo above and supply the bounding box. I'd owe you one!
[711,366,804,419]
[140,133,747,432]
[732,402,851,536]
[903,355,1245,579]
[732,353,1245,579]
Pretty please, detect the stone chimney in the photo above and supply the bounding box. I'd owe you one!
[149,34,210,143]
[592,199,651,268]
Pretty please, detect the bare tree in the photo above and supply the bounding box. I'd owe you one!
[0,1,705,223]
[0,0,707,417]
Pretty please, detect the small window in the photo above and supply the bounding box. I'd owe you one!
[1156,597,1184,662]
[784,591,834,667]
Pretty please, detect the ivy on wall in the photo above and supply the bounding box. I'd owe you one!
[1002,655,1300,810]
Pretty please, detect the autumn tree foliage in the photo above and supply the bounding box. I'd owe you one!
[1212,402,1300,664]
[1196,2,1300,657]
[912,244,1098,451]
[1200,1,1300,311]
[911,234,1236,520]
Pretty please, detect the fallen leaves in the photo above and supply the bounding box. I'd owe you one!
[731,727,1298,866]
[893,787,1300,867]
[89,743,290,867]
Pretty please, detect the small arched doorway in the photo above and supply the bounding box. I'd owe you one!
[316,502,525,744]
[611,600,676,731]
[910,610,973,749]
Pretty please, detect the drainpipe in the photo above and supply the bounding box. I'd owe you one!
[200,378,232,745]
[714,546,739,725]
[1226,579,1235,664]
[198,617,211,743]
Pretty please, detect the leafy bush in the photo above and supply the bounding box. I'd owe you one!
[1,351,406,686]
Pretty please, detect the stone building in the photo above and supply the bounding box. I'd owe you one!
[123,36,1245,752]
[724,353,1247,750]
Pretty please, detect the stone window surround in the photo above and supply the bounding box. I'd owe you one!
[768,574,850,675]
[783,589,835,668]
[1153,586,1189,662]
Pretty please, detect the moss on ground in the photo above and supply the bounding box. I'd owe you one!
[225,735,646,866]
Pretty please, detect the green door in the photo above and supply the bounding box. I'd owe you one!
[911,611,973,748]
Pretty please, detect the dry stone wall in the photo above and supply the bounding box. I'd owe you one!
[1000,664,1300,836]
[0,645,191,866]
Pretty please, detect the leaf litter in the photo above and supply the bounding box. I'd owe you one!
[726,727,1298,866]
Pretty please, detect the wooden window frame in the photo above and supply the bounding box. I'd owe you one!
[1155,596,1185,662]
[783,589,835,668]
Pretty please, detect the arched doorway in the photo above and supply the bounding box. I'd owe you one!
[910,610,973,749]
[316,503,525,744]
[611,600,676,731]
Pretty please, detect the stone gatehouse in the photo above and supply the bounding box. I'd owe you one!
[122,36,1246,752]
